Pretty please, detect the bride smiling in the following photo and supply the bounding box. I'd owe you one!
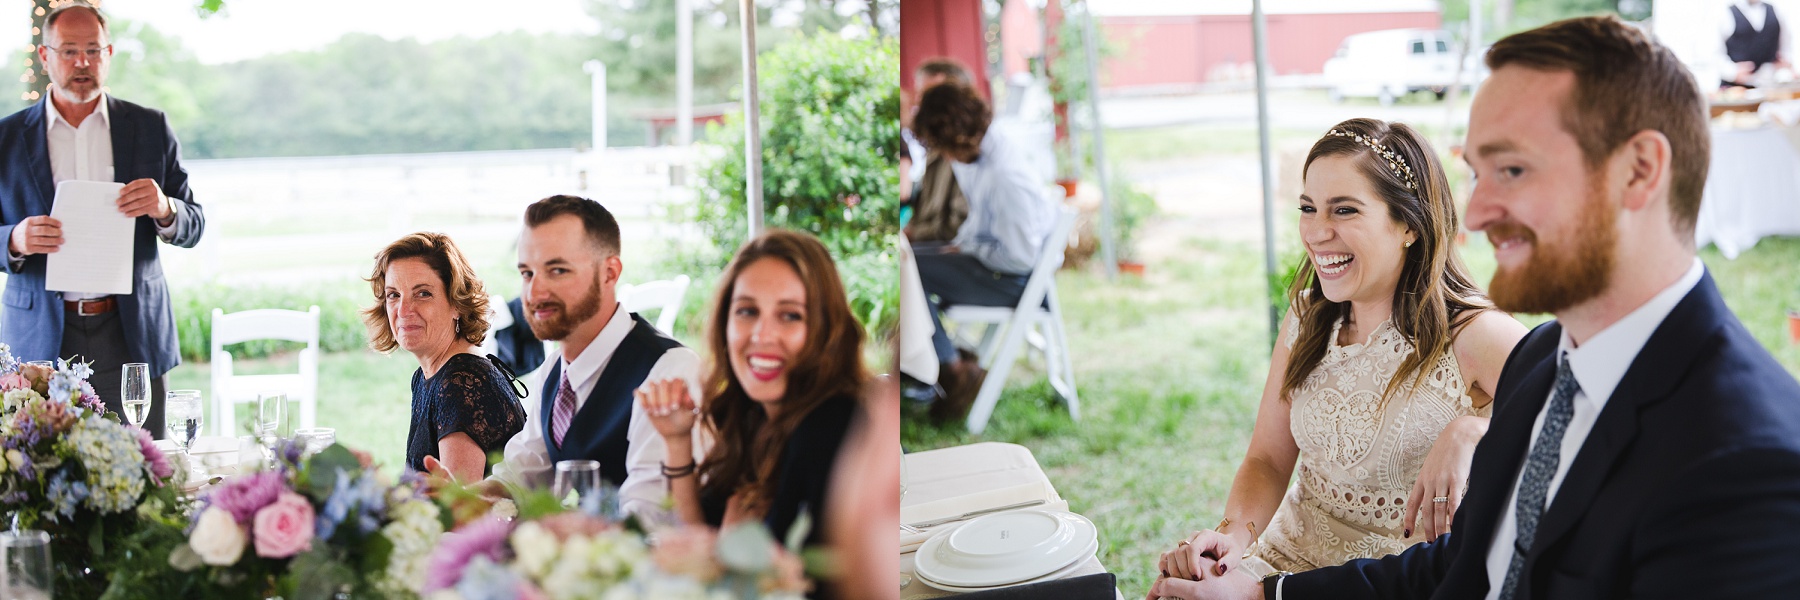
[1157,118,1527,585]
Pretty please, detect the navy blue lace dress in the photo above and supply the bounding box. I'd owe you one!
[406,353,526,476]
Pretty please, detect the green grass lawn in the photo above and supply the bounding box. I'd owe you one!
[901,233,1800,597]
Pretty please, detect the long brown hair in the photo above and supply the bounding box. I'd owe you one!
[1282,118,1490,403]
[697,230,868,511]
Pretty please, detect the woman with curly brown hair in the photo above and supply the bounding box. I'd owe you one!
[636,229,867,548]
[364,232,526,482]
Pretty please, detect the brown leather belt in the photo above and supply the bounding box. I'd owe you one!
[64,296,117,316]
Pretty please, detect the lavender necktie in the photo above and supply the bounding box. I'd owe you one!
[1499,352,1580,600]
[551,372,577,448]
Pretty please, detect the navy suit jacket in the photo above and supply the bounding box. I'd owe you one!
[0,97,204,378]
[1284,271,1800,599]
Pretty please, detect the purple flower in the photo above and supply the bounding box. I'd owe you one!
[421,518,513,593]
[206,470,287,524]
[130,426,174,484]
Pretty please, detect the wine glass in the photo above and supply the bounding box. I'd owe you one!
[552,460,601,510]
[256,391,287,441]
[121,363,151,427]
[1,529,52,600]
[165,390,205,479]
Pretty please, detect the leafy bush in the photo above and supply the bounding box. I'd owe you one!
[684,32,901,336]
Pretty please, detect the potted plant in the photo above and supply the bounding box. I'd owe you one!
[1111,180,1158,276]
[1787,307,1800,344]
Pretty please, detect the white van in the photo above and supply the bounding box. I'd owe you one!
[1323,28,1483,105]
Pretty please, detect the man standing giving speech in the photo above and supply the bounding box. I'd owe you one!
[0,2,206,439]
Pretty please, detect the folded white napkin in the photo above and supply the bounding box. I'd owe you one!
[900,442,1063,552]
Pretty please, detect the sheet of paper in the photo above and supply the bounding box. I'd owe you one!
[45,180,133,296]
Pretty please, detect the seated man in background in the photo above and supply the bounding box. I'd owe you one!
[909,80,1057,423]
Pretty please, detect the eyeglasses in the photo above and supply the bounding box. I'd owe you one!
[42,44,109,63]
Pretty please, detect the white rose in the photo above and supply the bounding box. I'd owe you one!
[189,506,248,566]
[509,521,558,577]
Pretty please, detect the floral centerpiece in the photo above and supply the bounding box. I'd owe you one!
[421,494,811,600]
[0,345,182,598]
[114,440,445,599]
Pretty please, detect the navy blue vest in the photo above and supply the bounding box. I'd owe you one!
[541,312,684,487]
[1728,4,1783,67]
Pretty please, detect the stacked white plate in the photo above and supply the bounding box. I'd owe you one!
[914,509,1098,592]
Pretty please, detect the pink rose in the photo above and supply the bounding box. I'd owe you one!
[252,492,315,558]
[0,373,29,392]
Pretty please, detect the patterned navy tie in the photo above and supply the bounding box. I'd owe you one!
[551,372,577,448]
[1499,352,1580,600]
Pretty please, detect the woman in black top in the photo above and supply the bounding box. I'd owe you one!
[639,229,868,549]
[364,232,525,481]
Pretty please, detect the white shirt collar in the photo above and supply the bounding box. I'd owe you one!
[559,303,631,392]
[44,93,110,131]
[1557,257,1706,410]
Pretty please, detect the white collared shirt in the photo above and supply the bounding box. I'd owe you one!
[1481,258,1706,599]
[488,304,705,520]
[14,95,182,297]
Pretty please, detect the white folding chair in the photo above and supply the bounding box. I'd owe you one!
[943,206,1079,434]
[210,306,320,437]
[619,275,692,335]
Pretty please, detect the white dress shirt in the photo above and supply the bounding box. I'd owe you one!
[949,126,1057,276]
[11,95,183,296]
[487,304,705,520]
[1480,258,1705,599]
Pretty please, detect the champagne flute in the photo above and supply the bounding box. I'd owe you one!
[121,363,151,427]
[552,460,601,510]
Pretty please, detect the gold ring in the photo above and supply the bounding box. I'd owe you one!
[1432,496,1449,503]
[1178,540,1190,548]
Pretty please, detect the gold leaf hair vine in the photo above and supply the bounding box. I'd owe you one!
[1326,129,1418,191]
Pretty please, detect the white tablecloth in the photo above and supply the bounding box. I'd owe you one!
[1696,126,1800,258]
[900,442,1118,599]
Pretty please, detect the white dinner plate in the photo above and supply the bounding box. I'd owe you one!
[913,509,1097,588]
[916,547,1094,593]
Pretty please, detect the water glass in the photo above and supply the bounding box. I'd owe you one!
[121,362,151,428]
[552,460,601,510]
[293,427,336,456]
[1,529,52,600]
[256,391,287,439]
[165,390,204,450]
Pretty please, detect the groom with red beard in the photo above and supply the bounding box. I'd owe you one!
[460,195,703,520]
[1153,15,1800,600]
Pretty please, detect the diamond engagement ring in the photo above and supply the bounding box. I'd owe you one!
[1431,496,1450,503]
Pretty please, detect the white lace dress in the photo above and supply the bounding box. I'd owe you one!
[1249,315,1488,572]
